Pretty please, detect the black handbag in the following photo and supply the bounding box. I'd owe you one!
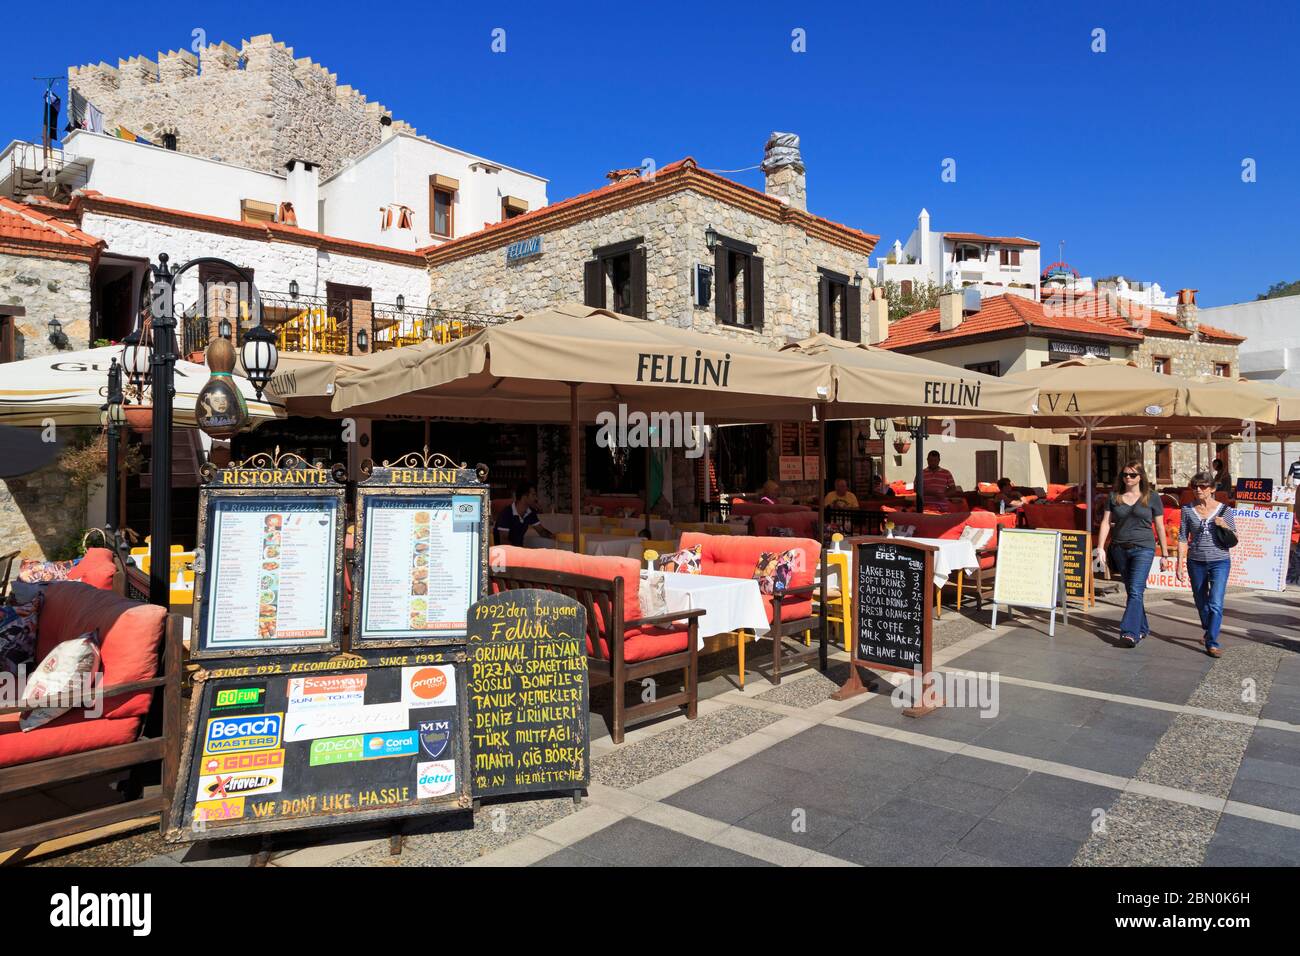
[1207,505,1238,549]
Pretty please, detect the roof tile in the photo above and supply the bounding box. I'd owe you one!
[880,293,1143,351]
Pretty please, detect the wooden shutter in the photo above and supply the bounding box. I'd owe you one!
[817,275,831,334]
[714,245,731,324]
[747,254,764,330]
[583,259,604,308]
[629,246,647,318]
[844,283,862,342]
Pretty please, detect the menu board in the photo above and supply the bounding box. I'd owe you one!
[361,496,481,640]
[193,455,347,661]
[204,498,337,650]
[779,456,804,481]
[1147,506,1292,592]
[853,539,929,671]
[165,649,471,843]
[351,459,490,648]
[1057,530,1093,607]
[466,589,589,799]
[991,529,1067,634]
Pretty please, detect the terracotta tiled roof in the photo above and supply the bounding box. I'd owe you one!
[0,197,104,261]
[943,232,1039,248]
[70,193,425,267]
[879,293,1143,352]
[422,157,879,264]
[1040,288,1245,345]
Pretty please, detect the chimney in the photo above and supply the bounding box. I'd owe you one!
[284,159,319,232]
[938,290,963,332]
[1176,288,1199,332]
[380,114,394,142]
[761,132,806,211]
[867,287,890,344]
[917,208,930,266]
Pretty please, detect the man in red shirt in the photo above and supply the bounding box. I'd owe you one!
[922,450,957,512]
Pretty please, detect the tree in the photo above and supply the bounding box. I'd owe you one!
[877,279,955,322]
[1257,280,1300,301]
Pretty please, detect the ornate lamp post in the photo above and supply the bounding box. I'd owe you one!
[130,253,271,607]
[897,416,928,512]
[100,358,126,546]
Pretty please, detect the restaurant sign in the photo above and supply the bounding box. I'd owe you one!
[506,236,543,263]
[1049,340,1111,359]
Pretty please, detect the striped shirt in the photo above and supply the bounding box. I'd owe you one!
[1180,504,1237,563]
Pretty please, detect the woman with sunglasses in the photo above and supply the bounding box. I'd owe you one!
[1176,471,1237,657]
[1096,461,1170,647]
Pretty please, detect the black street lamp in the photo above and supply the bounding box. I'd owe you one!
[132,253,269,607]
[100,358,125,548]
[897,416,929,512]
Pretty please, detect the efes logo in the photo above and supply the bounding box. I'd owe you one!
[416,760,456,799]
[203,749,285,775]
[419,720,451,760]
[213,687,265,710]
[402,665,456,707]
[198,768,284,799]
[204,713,283,755]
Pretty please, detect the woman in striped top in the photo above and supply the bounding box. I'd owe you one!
[1176,471,1237,658]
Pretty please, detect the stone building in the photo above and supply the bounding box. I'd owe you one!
[68,35,416,179]
[425,140,878,350]
[1040,287,1246,484]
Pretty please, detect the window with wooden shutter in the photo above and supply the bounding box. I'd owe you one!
[583,259,604,309]
[583,238,646,317]
[713,243,731,325]
[628,246,647,318]
[714,235,761,329]
[844,282,861,342]
[747,254,763,330]
[817,268,854,339]
[817,275,831,334]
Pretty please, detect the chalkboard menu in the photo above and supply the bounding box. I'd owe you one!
[467,590,589,800]
[193,452,348,661]
[852,538,932,672]
[350,452,490,648]
[1057,530,1093,607]
[165,649,471,843]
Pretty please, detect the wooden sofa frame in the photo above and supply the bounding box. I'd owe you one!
[0,613,184,859]
[490,567,703,745]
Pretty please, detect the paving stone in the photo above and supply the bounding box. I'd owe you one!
[937,848,1012,867]
[565,818,717,867]
[680,842,777,866]
[530,847,603,867]
[904,774,1010,816]
[1243,727,1300,766]
[1202,842,1298,867]
[823,822,953,866]
[956,818,1081,866]
[1227,777,1300,815]
[1011,772,1122,811]
[662,777,776,826]
[863,795,983,844]
[1208,813,1300,864]
[734,800,856,852]
[1234,756,1300,790]
[988,790,1100,841]
[933,753,1031,791]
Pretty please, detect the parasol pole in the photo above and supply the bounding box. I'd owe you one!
[569,383,580,553]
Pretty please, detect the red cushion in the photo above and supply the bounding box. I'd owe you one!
[761,596,814,625]
[679,533,820,590]
[1023,503,1084,531]
[881,512,969,539]
[67,548,116,590]
[36,581,166,721]
[489,545,642,627]
[752,511,819,537]
[0,711,142,768]
[978,554,997,570]
[592,623,691,663]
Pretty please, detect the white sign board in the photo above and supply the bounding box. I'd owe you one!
[991,528,1068,635]
[1147,507,1293,593]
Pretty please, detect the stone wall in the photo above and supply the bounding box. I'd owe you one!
[0,253,94,358]
[0,438,91,560]
[69,35,416,179]
[1132,332,1241,484]
[428,187,873,349]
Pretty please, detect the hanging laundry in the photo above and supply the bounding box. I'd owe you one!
[114,125,155,147]
[43,90,61,143]
[66,89,105,134]
[278,201,298,227]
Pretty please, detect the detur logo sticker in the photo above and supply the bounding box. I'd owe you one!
[203,714,283,755]
[416,760,456,799]
[402,665,456,707]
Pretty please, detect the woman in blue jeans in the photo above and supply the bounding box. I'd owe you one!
[1177,471,1237,657]
[1096,461,1171,647]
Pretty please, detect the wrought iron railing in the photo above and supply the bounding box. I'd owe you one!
[177,290,513,357]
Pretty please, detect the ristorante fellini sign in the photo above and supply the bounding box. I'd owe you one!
[635,351,733,387]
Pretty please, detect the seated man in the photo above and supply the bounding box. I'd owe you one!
[870,474,896,498]
[921,451,958,512]
[823,478,859,509]
[495,481,554,546]
[995,477,1026,511]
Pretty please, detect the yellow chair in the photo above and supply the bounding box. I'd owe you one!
[553,532,585,550]
[817,534,851,653]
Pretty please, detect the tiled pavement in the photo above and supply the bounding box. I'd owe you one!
[19,583,1300,868]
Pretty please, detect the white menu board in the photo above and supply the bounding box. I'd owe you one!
[204,498,338,649]
[360,495,481,640]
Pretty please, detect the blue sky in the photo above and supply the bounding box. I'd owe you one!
[4,1,1297,306]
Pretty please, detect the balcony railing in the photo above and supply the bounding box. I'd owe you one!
[179,290,513,358]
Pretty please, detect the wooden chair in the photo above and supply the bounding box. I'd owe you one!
[490,566,703,744]
[0,585,184,857]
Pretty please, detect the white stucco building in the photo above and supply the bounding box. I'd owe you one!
[875,208,1040,301]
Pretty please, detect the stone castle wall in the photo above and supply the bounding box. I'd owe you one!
[428,187,873,349]
[0,253,93,358]
[69,35,417,178]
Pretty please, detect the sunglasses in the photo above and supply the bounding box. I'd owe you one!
[1192,483,1213,490]
[1121,472,1140,479]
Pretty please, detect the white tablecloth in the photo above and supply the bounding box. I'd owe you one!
[904,536,980,587]
[653,571,770,648]
[583,534,645,558]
